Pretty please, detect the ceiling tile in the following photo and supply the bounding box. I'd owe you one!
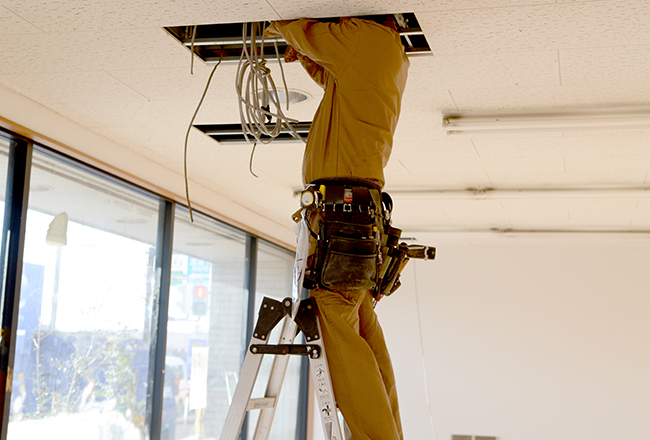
[565,155,650,176]
[503,208,570,227]
[449,82,650,111]
[567,209,636,228]
[0,28,190,75]
[0,5,41,34]
[266,0,560,18]
[397,57,457,111]
[4,0,280,32]
[487,169,648,188]
[267,1,427,20]
[431,51,559,89]
[392,137,479,162]
[418,1,650,56]
[64,100,199,128]
[47,103,106,128]
[475,135,650,159]
[421,0,556,10]
[106,66,222,103]
[500,198,637,213]
[560,46,650,86]
[0,70,148,104]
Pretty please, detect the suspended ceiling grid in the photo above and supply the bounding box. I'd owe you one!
[1,0,650,249]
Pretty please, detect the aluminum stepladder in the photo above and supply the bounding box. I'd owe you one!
[219,215,347,440]
[219,294,347,440]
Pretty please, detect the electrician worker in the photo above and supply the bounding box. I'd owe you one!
[265,16,409,440]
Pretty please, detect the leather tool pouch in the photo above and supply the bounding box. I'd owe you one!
[319,220,378,291]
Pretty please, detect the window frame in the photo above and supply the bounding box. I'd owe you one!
[0,127,306,440]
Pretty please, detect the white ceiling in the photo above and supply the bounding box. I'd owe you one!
[2,2,650,440]
[2,0,650,247]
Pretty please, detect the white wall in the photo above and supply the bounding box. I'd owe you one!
[377,245,650,440]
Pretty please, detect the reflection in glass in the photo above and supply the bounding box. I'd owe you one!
[9,151,159,440]
[248,241,299,440]
[164,207,248,440]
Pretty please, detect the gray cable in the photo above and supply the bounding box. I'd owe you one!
[235,22,305,157]
[184,53,223,222]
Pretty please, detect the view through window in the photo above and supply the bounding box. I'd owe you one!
[247,241,300,440]
[3,137,303,440]
[9,150,160,440]
[163,207,248,440]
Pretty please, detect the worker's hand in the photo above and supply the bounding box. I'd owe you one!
[264,20,293,38]
[284,45,299,63]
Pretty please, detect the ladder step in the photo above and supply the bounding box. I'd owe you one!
[246,397,277,411]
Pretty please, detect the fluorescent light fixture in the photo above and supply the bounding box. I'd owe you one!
[443,106,650,135]
[389,187,650,200]
[401,228,650,237]
[494,228,650,237]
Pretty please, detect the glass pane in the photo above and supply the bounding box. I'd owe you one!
[247,241,299,440]
[164,207,248,440]
[9,150,160,440]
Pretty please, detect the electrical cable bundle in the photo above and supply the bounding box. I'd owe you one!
[235,22,305,176]
[185,22,305,221]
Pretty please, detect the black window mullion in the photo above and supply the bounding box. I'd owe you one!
[145,199,175,440]
[295,287,311,440]
[244,235,258,354]
[241,234,258,440]
[0,139,32,440]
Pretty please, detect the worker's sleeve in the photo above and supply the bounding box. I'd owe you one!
[270,19,358,76]
[264,20,293,38]
[297,54,329,89]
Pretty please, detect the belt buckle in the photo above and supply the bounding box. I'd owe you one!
[343,203,352,213]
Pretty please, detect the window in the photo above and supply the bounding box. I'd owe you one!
[0,137,9,235]
[9,149,160,440]
[247,241,301,440]
[163,207,248,440]
[0,128,304,440]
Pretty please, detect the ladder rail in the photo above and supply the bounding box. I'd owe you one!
[219,335,268,440]
[219,296,347,440]
[251,316,298,439]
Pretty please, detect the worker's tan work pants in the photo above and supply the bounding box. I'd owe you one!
[311,288,403,440]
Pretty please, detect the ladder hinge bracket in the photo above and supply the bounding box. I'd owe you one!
[252,297,291,341]
[294,297,320,342]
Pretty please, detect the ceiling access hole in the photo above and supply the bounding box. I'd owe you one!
[164,12,432,64]
[194,122,311,144]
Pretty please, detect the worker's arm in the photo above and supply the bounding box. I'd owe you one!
[265,18,358,76]
[296,53,329,89]
[264,20,293,38]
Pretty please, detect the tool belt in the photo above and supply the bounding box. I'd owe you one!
[294,178,435,300]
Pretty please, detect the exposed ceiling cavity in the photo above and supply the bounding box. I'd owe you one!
[164,12,431,64]
[195,122,311,144]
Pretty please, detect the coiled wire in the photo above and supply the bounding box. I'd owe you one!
[235,22,305,175]
[185,22,305,221]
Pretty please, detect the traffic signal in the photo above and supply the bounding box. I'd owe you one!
[192,285,208,316]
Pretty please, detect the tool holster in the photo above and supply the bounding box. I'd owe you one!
[295,178,432,300]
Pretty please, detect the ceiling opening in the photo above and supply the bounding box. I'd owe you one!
[195,122,311,144]
[164,12,431,64]
[173,13,428,145]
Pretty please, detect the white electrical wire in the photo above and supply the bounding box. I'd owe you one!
[412,262,439,440]
[235,22,305,176]
[184,51,223,222]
